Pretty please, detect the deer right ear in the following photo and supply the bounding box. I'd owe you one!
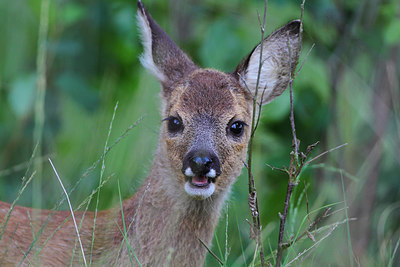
[235,20,301,105]
[137,1,197,92]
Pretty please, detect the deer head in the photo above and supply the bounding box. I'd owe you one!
[137,1,300,201]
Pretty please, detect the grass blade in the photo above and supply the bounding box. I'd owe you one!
[49,159,87,267]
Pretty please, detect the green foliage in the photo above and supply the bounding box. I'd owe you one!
[0,0,399,266]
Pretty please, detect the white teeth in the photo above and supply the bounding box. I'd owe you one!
[184,167,194,177]
[206,169,216,178]
[184,182,215,199]
[185,167,216,178]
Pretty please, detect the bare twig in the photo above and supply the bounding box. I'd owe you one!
[276,181,295,266]
[246,1,268,266]
[280,208,330,249]
[0,154,53,178]
[294,43,315,79]
[286,224,338,266]
[253,85,268,134]
[265,163,287,174]
[198,237,224,265]
[289,75,299,158]
[275,1,305,265]
[304,143,348,165]
[285,218,356,266]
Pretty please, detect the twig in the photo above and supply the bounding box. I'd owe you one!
[265,163,287,174]
[280,208,330,249]
[246,1,268,266]
[275,1,305,265]
[294,43,315,79]
[253,85,268,134]
[285,218,356,266]
[304,143,348,165]
[49,159,87,267]
[0,154,53,178]
[286,224,338,266]
[276,181,295,266]
[289,72,298,158]
[198,237,224,265]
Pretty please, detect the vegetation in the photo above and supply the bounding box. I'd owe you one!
[0,0,399,265]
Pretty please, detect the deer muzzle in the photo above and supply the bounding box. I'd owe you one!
[181,149,221,199]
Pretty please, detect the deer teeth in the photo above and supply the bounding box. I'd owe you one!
[206,169,216,178]
[184,167,194,177]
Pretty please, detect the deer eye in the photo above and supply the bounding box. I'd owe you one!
[164,116,184,133]
[228,120,246,138]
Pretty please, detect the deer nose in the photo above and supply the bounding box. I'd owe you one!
[191,156,212,175]
[182,150,221,178]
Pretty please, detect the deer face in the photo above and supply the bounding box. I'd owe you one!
[162,70,252,199]
[137,1,300,199]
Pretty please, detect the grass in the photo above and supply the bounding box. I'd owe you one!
[116,178,136,266]
[389,236,400,267]
[0,111,141,265]
[341,171,354,267]
[32,0,49,213]
[49,158,87,266]
[0,111,395,266]
[90,102,119,265]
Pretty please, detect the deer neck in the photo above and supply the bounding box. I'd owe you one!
[117,145,228,266]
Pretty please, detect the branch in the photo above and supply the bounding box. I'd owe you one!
[304,143,348,165]
[275,1,305,265]
[280,208,331,249]
[246,1,268,266]
[198,237,224,265]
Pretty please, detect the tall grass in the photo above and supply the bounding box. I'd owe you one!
[49,158,87,266]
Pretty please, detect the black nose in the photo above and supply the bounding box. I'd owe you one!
[191,156,212,175]
[182,150,221,178]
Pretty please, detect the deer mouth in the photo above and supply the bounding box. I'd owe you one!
[187,176,216,187]
[183,168,217,199]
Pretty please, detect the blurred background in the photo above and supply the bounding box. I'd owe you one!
[0,0,399,265]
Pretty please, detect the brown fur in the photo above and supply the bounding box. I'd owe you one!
[0,1,300,266]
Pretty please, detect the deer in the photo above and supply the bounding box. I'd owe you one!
[0,1,300,266]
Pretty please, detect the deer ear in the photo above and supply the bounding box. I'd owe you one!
[137,1,197,91]
[235,20,301,105]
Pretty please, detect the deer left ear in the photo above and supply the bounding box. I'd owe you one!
[137,0,197,93]
[235,20,301,105]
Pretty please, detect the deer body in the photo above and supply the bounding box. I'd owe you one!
[0,1,300,266]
